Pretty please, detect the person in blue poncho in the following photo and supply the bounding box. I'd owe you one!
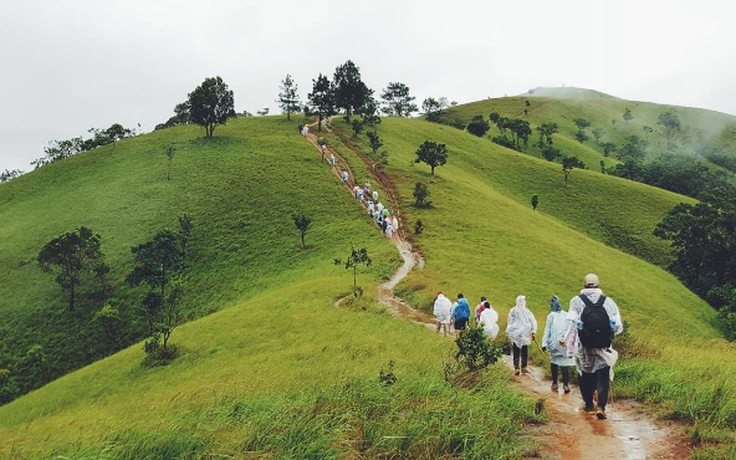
[452,293,471,335]
[543,296,576,394]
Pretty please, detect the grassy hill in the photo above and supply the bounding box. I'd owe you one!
[331,116,735,457]
[0,117,541,459]
[441,89,736,179]
[1,111,734,459]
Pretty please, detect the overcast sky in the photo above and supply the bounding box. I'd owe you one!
[1,0,735,171]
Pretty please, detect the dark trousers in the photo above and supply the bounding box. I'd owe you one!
[512,344,528,369]
[580,366,611,410]
[550,364,569,385]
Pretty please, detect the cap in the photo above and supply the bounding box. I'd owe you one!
[584,273,600,288]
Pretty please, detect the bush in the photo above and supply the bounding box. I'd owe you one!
[378,360,398,387]
[455,327,502,371]
[415,220,424,235]
[492,136,519,151]
[142,334,181,367]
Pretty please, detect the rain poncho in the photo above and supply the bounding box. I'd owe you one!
[561,288,623,375]
[505,295,538,348]
[342,171,349,182]
[392,216,399,230]
[377,202,385,213]
[372,191,378,201]
[434,294,453,324]
[452,298,471,322]
[479,304,500,339]
[386,222,393,237]
[543,296,575,367]
[329,154,336,166]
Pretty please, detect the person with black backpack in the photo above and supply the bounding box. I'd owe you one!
[560,273,623,420]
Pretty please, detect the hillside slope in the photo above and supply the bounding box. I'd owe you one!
[0,118,541,459]
[332,116,735,457]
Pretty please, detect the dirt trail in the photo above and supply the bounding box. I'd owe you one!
[302,119,689,460]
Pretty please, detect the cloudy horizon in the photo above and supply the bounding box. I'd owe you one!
[1,0,735,171]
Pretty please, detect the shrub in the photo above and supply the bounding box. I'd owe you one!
[455,327,502,371]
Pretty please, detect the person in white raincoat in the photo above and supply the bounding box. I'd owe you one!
[505,295,537,375]
[478,300,499,339]
[542,296,575,394]
[560,273,623,420]
[433,291,453,337]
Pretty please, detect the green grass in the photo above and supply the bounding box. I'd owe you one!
[332,116,735,458]
[442,91,736,174]
[0,117,541,459]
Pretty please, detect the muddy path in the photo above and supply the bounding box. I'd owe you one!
[302,119,689,460]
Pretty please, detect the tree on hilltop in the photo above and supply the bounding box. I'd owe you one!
[188,76,236,138]
[415,140,448,175]
[467,115,490,137]
[308,73,335,131]
[277,74,301,120]
[381,82,418,117]
[622,108,634,123]
[333,60,371,122]
[422,97,449,122]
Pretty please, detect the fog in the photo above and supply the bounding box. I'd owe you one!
[1,0,735,170]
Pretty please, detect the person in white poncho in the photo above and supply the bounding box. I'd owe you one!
[560,273,623,420]
[433,291,453,337]
[505,295,537,375]
[542,296,575,394]
[478,300,499,340]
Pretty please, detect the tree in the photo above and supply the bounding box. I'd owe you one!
[165,145,175,181]
[415,140,448,175]
[422,97,449,122]
[333,60,371,122]
[622,108,634,123]
[592,128,606,143]
[600,160,606,174]
[657,111,681,148]
[573,118,591,130]
[0,369,18,404]
[413,182,432,208]
[366,131,383,156]
[334,244,372,295]
[617,135,647,163]
[489,112,500,125]
[0,169,23,183]
[642,125,654,137]
[360,95,382,127]
[38,227,106,312]
[308,74,335,131]
[187,76,236,138]
[95,304,122,350]
[277,74,301,120]
[537,122,558,146]
[562,156,586,184]
[466,115,490,137]
[380,82,417,117]
[155,101,190,130]
[292,213,312,249]
[128,229,188,351]
[415,220,424,235]
[575,130,589,144]
[531,194,539,210]
[352,119,364,138]
[600,142,617,157]
[15,345,48,393]
[541,145,561,162]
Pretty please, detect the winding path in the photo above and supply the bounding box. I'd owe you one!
[302,118,689,460]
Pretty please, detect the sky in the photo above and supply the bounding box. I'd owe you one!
[1,0,735,171]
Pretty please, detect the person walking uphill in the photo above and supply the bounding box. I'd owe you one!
[560,274,623,420]
[433,291,453,337]
[543,296,575,394]
[506,295,537,375]
[452,294,471,336]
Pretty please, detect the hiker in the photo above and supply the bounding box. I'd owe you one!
[302,124,310,137]
[542,296,575,394]
[478,300,499,339]
[376,202,385,214]
[353,185,361,198]
[342,170,349,183]
[506,295,537,375]
[475,296,488,323]
[452,293,471,335]
[372,190,379,201]
[381,217,388,233]
[364,182,371,194]
[367,201,375,217]
[329,153,336,167]
[320,143,327,160]
[386,221,394,238]
[560,274,623,420]
[357,188,364,201]
[391,215,399,232]
[433,291,453,337]
[297,123,304,134]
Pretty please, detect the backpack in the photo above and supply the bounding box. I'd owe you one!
[579,295,612,348]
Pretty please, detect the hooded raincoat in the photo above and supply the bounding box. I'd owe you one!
[505,295,538,348]
[479,304,500,339]
[543,296,575,367]
[433,294,453,325]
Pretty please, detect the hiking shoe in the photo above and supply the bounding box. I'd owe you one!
[563,384,571,394]
[521,367,528,375]
[584,405,597,415]
[551,383,559,392]
[596,407,607,420]
[514,369,521,376]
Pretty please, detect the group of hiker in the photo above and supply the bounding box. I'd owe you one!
[433,273,623,420]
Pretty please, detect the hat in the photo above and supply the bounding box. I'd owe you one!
[437,290,443,296]
[584,273,600,288]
